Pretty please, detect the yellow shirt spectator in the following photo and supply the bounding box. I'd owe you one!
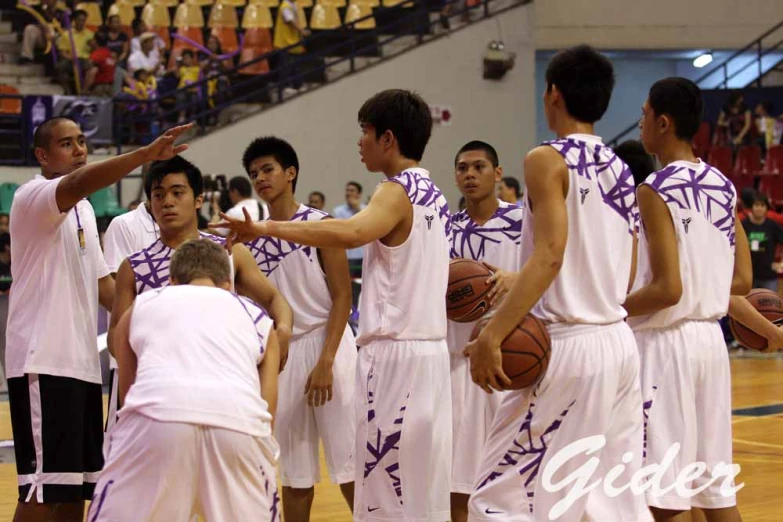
[273,0,305,54]
[56,28,94,60]
[178,65,201,90]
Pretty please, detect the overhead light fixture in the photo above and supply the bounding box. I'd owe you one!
[693,52,713,68]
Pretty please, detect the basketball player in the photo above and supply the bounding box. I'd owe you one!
[241,136,357,521]
[465,45,643,521]
[212,89,452,521]
[447,141,523,522]
[89,239,281,522]
[109,156,293,371]
[101,163,159,454]
[626,77,752,522]
[5,117,190,522]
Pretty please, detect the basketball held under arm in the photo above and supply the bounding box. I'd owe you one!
[731,219,752,296]
[114,306,137,408]
[466,146,568,393]
[623,185,682,317]
[108,259,137,357]
[728,296,783,352]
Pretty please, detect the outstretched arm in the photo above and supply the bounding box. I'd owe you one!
[210,182,409,250]
[466,146,568,393]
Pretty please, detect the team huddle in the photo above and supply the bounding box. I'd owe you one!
[6,44,774,522]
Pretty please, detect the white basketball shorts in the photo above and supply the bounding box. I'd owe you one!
[468,321,644,522]
[635,320,737,510]
[354,339,452,522]
[88,411,281,522]
[275,325,357,488]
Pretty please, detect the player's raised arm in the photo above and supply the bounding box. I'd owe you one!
[210,181,408,249]
[466,145,568,393]
[53,123,192,212]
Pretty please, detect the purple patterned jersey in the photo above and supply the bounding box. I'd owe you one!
[629,160,737,330]
[128,231,228,294]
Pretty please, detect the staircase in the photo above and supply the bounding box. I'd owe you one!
[0,14,64,96]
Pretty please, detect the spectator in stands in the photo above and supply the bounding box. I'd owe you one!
[742,192,783,291]
[0,232,10,294]
[755,101,783,154]
[497,176,521,206]
[128,32,162,75]
[210,177,268,236]
[333,181,365,276]
[0,213,9,234]
[20,0,68,65]
[55,9,95,95]
[738,187,783,225]
[175,50,201,124]
[274,0,309,95]
[201,35,230,123]
[84,29,116,96]
[105,15,130,65]
[307,191,325,210]
[716,91,753,148]
[130,19,165,57]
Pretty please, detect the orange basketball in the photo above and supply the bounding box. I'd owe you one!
[470,314,551,390]
[729,288,783,350]
[446,259,493,323]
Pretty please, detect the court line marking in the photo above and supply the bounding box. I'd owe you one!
[732,438,783,451]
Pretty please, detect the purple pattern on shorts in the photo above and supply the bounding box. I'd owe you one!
[644,163,737,247]
[261,464,281,522]
[233,294,270,354]
[449,203,522,260]
[386,169,451,237]
[245,206,328,276]
[544,138,637,235]
[128,231,226,293]
[642,385,657,460]
[476,393,576,512]
[88,479,114,521]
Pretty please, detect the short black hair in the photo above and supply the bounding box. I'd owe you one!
[107,14,120,23]
[752,192,770,208]
[346,181,362,193]
[229,176,253,198]
[72,9,88,20]
[501,177,521,198]
[131,18,144,33]
[309,190,325,201]
[455,140,499,168]
[614,140,655,186]
[147,156,203,196]
[648,77,703,141]
[242,136,300,192]
[739,187,757,210]
[94,29,108,47]
[545,45,615,124]
[33,116,78,150]
[358,89,432,161]
[181,49,194,59]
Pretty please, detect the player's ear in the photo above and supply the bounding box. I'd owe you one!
[381,129,394,150]
[495,166,503,181]
[34,146,47,167]
[194,193,204,210]
[658,114,671,135]
[286,166,297,184]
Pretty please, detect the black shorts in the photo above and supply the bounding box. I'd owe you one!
[8,374,104,503]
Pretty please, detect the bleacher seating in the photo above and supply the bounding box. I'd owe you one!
[762,145,783,176]
[734,145,762,177]
[76,2,104,31]
[691,121,711,161]
[345,2,376,28]
[0,184,20,215]
[0,86,21,115]
[310,4,341,29]
[89,187,127,218]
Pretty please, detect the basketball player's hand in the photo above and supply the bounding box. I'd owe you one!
[210,208,268,248]
[465,330,511,394]
[763,325,783,352]
[483,262,517,307]
[305,358,334,407]
[142,123,193,161]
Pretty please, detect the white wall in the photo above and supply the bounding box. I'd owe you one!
[535,0,783,50]
[184,3,535,208]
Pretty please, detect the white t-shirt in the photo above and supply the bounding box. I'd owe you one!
[213,198,268,237]
[357,168,451,345]
[629,160,737,331]
[5,175,110,383]
[103,203,158,273]
[127,49,160,74]
[123,285,274,437]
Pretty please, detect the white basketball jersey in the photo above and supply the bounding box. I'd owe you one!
[128,231,234,294]
[447,202,523,353]
[124,285,274,437]
[356,168,451,345]
[523,134,637,325]
[629,160,737,330]
[246,204,333,337]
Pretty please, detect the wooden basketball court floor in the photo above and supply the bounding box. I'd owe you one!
[0,354,779,521]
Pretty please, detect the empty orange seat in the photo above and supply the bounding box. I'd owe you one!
[238,47,271,75]
[174,3,206,28]
[209,3,240,28]
[242,4,274,28]
[0,85,21,115]
[173,27,205,51]
[244,27,273,47]
[210,27,239,53]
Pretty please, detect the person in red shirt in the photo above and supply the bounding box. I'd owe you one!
[84,29,116,96]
